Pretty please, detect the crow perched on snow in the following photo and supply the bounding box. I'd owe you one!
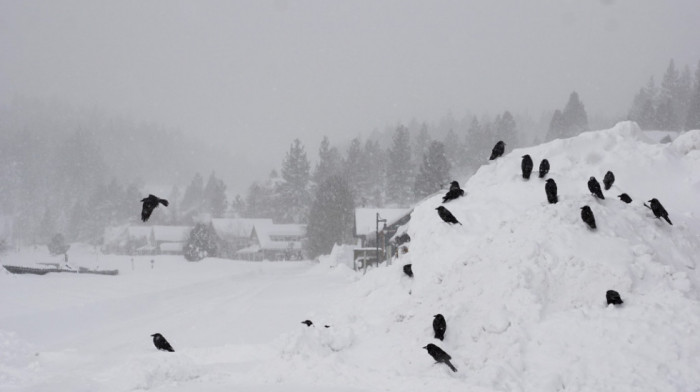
[580,206,596,230]
[141,194,169,222]
[442,181,465,203]
[301,320,313,327]
[151,333,174,352]
[489,141,505,160]
[521,155,533,179]
[403,264,413,278]
[603,171,615,190]
[617,193,632,204]
[647,198,672,225]
[587,177,605,199]
[433,314,446,341]
[423,343,457,372]
[539,159,550,178]
[545,179,558,204]
[436,206,461,225]
[606,290,623,306]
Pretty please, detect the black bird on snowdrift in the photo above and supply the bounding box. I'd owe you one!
[587,177,605,200]
[617,193,632,204]
[433,314,446,341]
[442,181,465,203]
[580,206,596,230]
[603,171,615,190]
[539,159,550,178]
[151,333,174,352]
[521,155,533,179]
[141,194,169,222]
[545,178,558,204]
[489,141,505,160]
[646,198,673,225]
[403,264,413,278]
[606,290,623,306]
[436,206,462,225]
[423,343,457,372]
[301,320,313,327]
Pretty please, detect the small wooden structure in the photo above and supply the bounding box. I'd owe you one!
[3,265,118,276]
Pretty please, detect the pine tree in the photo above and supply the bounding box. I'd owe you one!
[229,194,246,218]
[343,137,364,202]
[48,233,70,256]
[412,124,431,168]
[359,139,385,207]
[465,116,487,169]
[413,141,451,200]
[183,222,218,261]
[306,176,355,258]
[443,129,465,175]
[547,92,589,139]
[203,172,227,218]
[547,110,564,140]
[279,139,311,223]
[660,59,681,130]
[386,126,413,206]
[686,61,700,131]
[495,111,517,143]
[181,173,204,215]
[313,136,342,186]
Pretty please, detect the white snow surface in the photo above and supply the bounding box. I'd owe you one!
[2,122,700,391]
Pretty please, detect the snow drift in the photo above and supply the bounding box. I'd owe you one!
[272,122,700,391]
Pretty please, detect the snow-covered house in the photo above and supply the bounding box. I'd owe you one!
[211,218,273,259]
[102,225,191,255]
[353,208,412,267]
[235,222,306,261]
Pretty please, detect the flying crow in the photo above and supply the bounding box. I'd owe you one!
[587,177,605,199]
[442,181,465,203]
[423,343,457,372]
[151,333,174,352]
[539,159,550,178]
[606,290,623,306]
[647,198,672,225]
[521,155,533,179]
[433,314,446,341]
[436,206,461,225]
[617,193,632,204]
[580,206,596,230]
[141,194,169,222]
[489,141,505,160]
[603,171,615,190]
[545,179,558,204]
[403,264,413,278]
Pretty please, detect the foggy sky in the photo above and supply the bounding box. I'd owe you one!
[1,0,699,165]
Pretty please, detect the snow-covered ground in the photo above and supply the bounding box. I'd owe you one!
[2,122,700,391]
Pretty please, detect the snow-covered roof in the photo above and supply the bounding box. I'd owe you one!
[152,226,190,242]
[126,226,152,239]
[354,208,412,236]
[253,223,306,250]
[159,242,183,252]
[212,218,273,238]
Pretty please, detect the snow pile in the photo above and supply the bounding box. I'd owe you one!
[273,122,700,391]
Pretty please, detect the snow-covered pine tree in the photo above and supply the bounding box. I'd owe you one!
[183,222,218,261]
[306,175,355,258]
[181,173,204,217]
[203,172,227,218]
[279,139,311,223]
[413,141,451,200]
[685,61,700,131]
[343,137,364,203]
[386,126,413,206]
[313,136,342,187]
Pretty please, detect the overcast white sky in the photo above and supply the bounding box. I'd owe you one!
[1,0,699,162]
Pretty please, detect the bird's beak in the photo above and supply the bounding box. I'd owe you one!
[422,345,428,349]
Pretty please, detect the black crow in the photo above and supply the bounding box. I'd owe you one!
[587,177,605,199]
[603,171,615,190]
[617,193,632,204]
[301,320,313,327]
[580,206,596,230]
[545,178,558,204]
[436,206,462,225]
[489,141,505,160]
[403,264,413,278]
[521,155,533,179]
[442,181,465,203]
[151,333,174,352]
[539,159,550,178]
[141,194,169,222]
[423,343,457,372]
[606,290,623,306]
[433,314,446,341]
[647,198,672,225]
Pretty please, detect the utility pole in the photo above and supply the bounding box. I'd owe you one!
[371,212,387,274]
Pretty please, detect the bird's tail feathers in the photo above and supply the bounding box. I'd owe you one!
[663,216,673,225]
[445,360,458,372]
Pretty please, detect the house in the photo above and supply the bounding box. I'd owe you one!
[102,225,190,255]
[211,218,273,259]
[235,222,306,261]
[353,208,412,268]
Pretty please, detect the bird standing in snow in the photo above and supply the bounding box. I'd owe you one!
[151,333,174,352]
[646,198,672,225]
[521,155,533,179]
[403,264,413,278]
[301,320,313,327]
[545,179,558,204]
[617,193,632,204]
[140,194,169,222]
[603,171,615,190]
[580,206,596,230]
[587,177,605,200]
[489,141,505,160]
[436,206,462,225]
[539,159,550,178]
[442,181,465,203]
[423,343,457,372]
[606,290,623,305]
[433,314,446,341]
